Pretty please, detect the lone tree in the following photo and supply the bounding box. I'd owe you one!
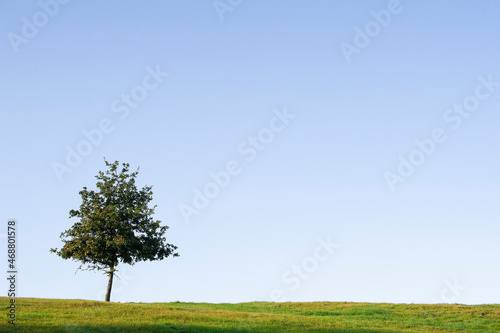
[51,159,179,302]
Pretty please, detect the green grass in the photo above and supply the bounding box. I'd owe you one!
[1,297,498,332]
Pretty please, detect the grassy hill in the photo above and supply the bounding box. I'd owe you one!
[0,297,498,332]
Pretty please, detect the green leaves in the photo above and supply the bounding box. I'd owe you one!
[51,159,179,274]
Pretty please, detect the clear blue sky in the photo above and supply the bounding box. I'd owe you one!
[1,0,499,304]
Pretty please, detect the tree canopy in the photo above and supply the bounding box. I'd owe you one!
[51,159,178,301]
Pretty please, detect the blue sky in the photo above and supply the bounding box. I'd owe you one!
[1,0,499,304]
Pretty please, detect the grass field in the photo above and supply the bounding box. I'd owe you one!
[0,297,498,332]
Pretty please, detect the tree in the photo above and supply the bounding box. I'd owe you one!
[51,159,179,302]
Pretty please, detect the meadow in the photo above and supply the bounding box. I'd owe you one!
[0,297,498,332]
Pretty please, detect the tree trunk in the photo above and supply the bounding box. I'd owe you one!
[105,266,114,302]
